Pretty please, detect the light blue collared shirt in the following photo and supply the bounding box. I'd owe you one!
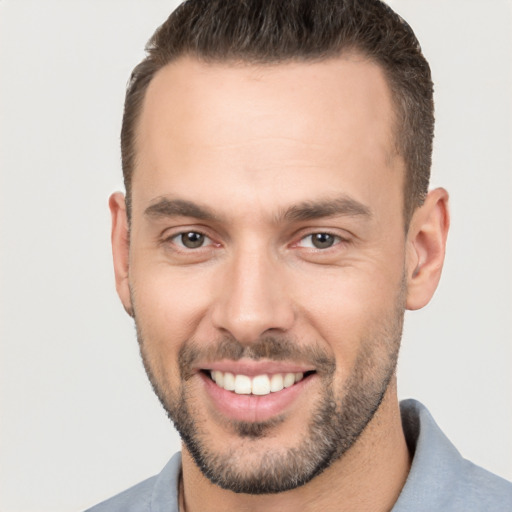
[86,400,512,511]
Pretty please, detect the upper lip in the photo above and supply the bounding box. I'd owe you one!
[195,359,315,376]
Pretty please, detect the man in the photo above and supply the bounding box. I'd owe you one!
[87,0,512,510]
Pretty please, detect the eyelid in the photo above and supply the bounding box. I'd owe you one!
[297,233,342,249]
[160,226,220,250]
[292,229,350,247]
[172,232,213,248]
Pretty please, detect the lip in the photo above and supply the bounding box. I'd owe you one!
[196,358,315,377]
[199,367,316,423]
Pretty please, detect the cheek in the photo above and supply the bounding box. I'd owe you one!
[133,255,213,318]
[292,263,404,360]
[130,264,214,369]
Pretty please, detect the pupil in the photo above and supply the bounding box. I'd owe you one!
[182,232,204,248]
[312,233,334,249]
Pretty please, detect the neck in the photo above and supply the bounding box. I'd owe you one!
[180,379,410,512]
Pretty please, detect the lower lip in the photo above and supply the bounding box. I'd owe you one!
[199,372,315,423]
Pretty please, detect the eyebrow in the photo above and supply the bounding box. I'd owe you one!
[281,196,372,222]
[145,198,218,221]
[144,195,372,224]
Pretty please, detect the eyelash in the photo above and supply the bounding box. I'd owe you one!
[165,230,216,250]
[294,232,346,250]
[162,229,348,253]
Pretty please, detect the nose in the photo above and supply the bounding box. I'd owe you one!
[211,246,295,343]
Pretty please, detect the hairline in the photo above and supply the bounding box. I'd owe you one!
[126,49,412,229]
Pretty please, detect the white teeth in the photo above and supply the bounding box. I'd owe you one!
[251,374,271,395]
[209,370,306,395]
[283,373,296,388]
[223,372,235,391]
[269,373,284,392]
[212,370,224,387]
[234,374,252,394]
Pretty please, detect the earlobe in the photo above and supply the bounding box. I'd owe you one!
[405,188,450,310]
[109,192,134,317]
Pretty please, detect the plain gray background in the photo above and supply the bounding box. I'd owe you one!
[1,1,511,510]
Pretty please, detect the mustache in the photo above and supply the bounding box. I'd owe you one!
[178,335,336,380]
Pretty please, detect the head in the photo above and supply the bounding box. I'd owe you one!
[121,0,434,226]
[111,0,449,496]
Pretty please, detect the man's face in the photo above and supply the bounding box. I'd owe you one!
[124,56,409,492]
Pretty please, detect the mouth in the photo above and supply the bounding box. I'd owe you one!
[197,362,317,423]
[205,369,315,396]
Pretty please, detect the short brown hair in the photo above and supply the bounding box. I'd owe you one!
[121,0,434,222]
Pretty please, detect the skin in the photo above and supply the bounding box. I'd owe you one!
[110,55,449,512]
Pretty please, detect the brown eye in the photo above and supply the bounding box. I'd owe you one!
[179,232,206,249]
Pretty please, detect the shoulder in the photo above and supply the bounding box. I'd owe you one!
[84,453,182,512]
[84,475,157,512]
[396,400,512,511]
[451,458,512,510]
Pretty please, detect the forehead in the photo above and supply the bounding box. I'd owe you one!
[132,55,402,219]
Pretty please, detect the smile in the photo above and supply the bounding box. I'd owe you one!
[198,361,317,422]
[209,370,308,396]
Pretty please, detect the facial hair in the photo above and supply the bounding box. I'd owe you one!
[133,279,406,494]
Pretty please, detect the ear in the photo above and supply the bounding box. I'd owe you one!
[405,188,450,310]
[109,192,134,317]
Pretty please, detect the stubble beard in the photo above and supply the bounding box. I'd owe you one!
[133,281,406,494]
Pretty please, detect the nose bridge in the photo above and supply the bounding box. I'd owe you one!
[212,240,294,342]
